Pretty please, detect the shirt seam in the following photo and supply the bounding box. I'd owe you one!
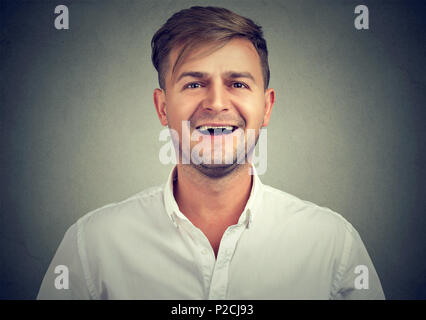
[136,186,163,199]
[76,219,99,300]
[329,222,354,299]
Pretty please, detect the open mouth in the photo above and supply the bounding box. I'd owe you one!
[195,125,238,136]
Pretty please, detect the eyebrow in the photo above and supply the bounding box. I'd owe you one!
[176,71,256,84]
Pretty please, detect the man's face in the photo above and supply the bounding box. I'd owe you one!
[154,38,275,177]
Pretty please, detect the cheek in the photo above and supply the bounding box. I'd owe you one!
[167,98,195,125]
[238,99,266,128]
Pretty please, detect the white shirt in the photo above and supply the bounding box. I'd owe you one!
[37,165,385,300]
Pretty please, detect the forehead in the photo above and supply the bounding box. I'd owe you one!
[167,38,262,83]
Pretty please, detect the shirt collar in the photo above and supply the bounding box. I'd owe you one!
[163,165,264,229]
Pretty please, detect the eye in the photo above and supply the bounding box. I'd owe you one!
[232,82,249,89]
[185,82,203,89]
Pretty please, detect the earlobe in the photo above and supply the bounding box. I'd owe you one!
[153,88,168,126]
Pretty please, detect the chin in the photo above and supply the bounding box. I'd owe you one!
[194,162,241,178]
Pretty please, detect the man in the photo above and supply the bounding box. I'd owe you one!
[38,6,385,299]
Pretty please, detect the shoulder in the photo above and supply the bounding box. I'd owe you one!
[75,185,165,239]
[260,184,357,239]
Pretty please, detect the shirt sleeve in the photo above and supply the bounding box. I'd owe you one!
[331,222,386,300]
[37,223,94,300]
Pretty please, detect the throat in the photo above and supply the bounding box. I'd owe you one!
[173,163,253,223]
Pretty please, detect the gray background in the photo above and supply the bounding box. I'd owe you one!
[1,0,425,299]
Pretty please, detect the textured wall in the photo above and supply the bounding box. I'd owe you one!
[1,0,425,299]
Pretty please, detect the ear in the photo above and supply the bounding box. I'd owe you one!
[153,88,168,126]
[262,88,276,127]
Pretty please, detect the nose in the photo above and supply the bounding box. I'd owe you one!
[202,82,229,113]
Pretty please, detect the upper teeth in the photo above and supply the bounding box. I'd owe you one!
[198,126,234,131]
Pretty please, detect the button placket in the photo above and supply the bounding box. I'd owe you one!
[179,219,216,297]
[195,232,216,295]
[207,224,245,299]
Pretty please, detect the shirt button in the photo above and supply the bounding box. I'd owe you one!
[201,248,209,255]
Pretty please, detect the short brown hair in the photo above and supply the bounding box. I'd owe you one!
[151,6,270,90]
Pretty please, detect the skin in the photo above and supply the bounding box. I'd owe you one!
[153,38,276,257]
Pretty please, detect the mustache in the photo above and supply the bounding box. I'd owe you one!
[187,114,246,129]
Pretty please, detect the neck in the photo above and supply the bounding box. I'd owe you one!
[173,163,253,225]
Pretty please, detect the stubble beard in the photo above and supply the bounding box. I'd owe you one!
[178,129,260,179]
